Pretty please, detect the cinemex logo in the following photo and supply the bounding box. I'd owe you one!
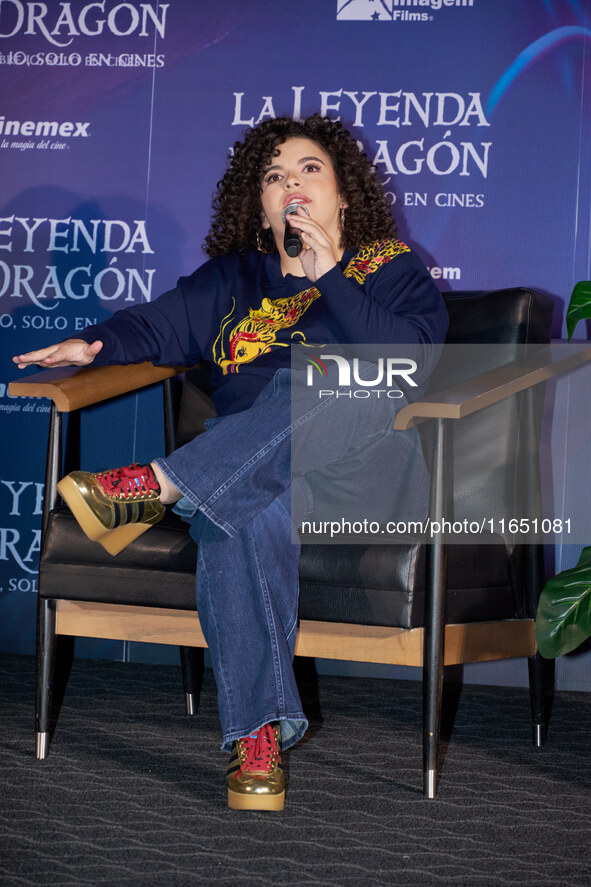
[0,116,90,138]
[0,2,169,47]
[306,354,417,399]
[337,0,474,21]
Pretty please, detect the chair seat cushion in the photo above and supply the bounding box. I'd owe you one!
[41,508,198,610]
[41,508,519,629]
[299,540,517,628]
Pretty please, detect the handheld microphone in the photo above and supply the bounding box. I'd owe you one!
[282,203,310,258]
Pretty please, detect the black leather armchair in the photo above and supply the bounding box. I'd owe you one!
[13,286,589,798]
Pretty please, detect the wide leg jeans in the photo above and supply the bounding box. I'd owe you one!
[154,368,429,751]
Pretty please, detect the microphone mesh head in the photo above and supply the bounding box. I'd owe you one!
[281,203,310,224]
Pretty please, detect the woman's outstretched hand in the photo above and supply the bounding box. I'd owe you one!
[12,339,104,369]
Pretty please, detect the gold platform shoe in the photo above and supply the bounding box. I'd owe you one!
[57,462,165,556]
[227,723,285,811]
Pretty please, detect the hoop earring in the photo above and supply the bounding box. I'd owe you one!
[256,229,274,254]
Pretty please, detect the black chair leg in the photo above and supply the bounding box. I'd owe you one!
[423,546,446,798]
[423,417,449,798]
[527,652,547,746]
[36,597,57,759]
[179,646,204,715]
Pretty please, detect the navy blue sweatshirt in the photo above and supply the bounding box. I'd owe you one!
[76,240,449,416]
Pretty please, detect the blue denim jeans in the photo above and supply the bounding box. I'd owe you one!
[154,368,428,752]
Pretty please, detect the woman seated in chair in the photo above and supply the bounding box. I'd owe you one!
[13,114,448,812]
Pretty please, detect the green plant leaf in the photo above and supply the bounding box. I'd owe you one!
[566,280,591,341]
[535,546,591,658]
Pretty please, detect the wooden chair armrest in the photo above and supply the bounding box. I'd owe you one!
[394,343,591,430]
[8,362,190,413]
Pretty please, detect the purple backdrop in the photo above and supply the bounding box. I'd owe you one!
[1,0,590,688]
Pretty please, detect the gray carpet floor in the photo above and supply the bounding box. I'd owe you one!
[0,653,589,887]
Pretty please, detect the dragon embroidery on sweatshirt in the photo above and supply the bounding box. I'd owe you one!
[212,240,409,374]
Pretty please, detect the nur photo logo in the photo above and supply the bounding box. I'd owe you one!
[305,353,418,398]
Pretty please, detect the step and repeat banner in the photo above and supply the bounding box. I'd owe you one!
[1,1,590,683]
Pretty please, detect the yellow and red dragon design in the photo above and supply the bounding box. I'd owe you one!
[212,240,409,374]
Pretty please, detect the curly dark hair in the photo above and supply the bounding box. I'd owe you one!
[204,115,397,256]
